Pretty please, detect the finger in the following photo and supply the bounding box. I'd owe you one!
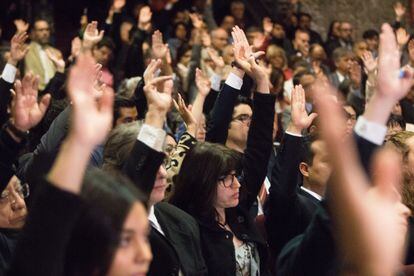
[149,75,173,85]
[252,51,265,59]
[32,75,40,93]
[39,94,51,114]
[307,112,318,124]
[98,30,105,40]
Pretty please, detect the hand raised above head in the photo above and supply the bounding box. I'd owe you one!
[67,53,114,148]
[11,73,51,132]
[83,21,104,49]
[8,32,29,66]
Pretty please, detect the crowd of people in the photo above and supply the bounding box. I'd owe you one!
[1,0,414,275]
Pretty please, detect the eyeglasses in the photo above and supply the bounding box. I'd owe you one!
[232,114,252,124]
[218,173,241,188]
[0,184,30,203]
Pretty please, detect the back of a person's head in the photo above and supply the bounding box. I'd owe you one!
[95,36,115,51]
[170,142,241,222]
[362,29,379,40]
[65,168,146,275]
[386,131,414,157]
[103,121,143,173]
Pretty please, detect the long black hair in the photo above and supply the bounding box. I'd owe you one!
[170,142,241,224]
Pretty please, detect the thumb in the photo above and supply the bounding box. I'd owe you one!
[39,94,51,114]
[307,112,318,124]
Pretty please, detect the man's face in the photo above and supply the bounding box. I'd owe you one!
[300,74,316,102]
[115,107,138,127]
[365,36,379,51]
[353,41,368,59]
[212,29,228,51]
[0,176,28,229]
[93,46,112,67]
[340,22,353,42]
[302,140,332,188]
[272,24,285,39]
[344,105,357,135]
[294,31,310,56]
[299,15,311,30]
[227,104,252,151]
[230,2,245,20]
[335,54,353,74]
[149,165,168,205]
[221,16,235,33]
[32,20,50,45]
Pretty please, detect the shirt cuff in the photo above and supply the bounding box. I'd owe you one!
[137,124,166,152]
[225,73,243,90]
[285,131,303,137]
[354,116,387,145]
[210,73,221,91]
[1,63,17,83]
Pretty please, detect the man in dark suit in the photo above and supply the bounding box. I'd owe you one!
[103,68,207,275]
[264,84,326,262]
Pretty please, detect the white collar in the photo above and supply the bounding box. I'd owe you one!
[300,186,323,201]
[148,205,165,235]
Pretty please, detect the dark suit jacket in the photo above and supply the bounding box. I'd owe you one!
[275,133,414,275]
[0,78,13,127]
[122,139,207,276]
[264,133,320,262]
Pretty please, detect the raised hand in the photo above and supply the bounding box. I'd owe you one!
[262,17,273,35]
[151,30,168,59]
[314,84,411,276]
[207,48,224,69]
[377,24,413,102]
[13,19,29,34]
[361,51,377,74]
[173,94,197,134]
[394,1,406,20]
[144,75,173,114]
[201,31,212,48]
[396,27,409,48]
[11,73,51,132]
[8,32,29,66]
[46,49,65,73]
[189,13,204,29]
[287,85,317,134]
[138,6,152,31]
[112,0,126,11]
[83,21,104,49]
[195,68,211,97]
[67,54,114,147]
[232,26,265,76]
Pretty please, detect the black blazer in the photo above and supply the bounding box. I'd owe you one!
[0,78,13,127]
[122,139,207,276]
[264,133,320,260]
[275,133,413,275]
[174,91,276,275]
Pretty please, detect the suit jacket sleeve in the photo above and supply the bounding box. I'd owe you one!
[0,78,13,126]
[122,139,166,198]
[8,180,83,275]
[205,83,240,144]
[240,92,275,209]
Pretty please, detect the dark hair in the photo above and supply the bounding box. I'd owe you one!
[113,96,136,127]
[292,70,313,86]
[96,36,115,51]
[387,114,406,130]
[29,18,50,32]
[301,131,320,165]
[173,21,190,40]
[298,12,312,20]
[362,29,379,40]
[170,142,241,223]
[327,20,340,39]
[65,168,146,275]
[234,95,253,110]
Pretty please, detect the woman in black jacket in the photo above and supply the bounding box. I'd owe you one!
[169,26,275,275]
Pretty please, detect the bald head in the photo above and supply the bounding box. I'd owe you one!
[211,28,228,51]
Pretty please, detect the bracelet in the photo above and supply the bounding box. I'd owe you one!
[4,120,29,140]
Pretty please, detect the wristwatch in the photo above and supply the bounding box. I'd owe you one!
[3,120,29,140]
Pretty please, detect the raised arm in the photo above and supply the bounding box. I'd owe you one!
[9,53,114,275]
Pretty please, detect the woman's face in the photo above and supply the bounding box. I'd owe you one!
[0,176,28,229]
[108,202,152,276]
[175,25,187,41]
[270,54,284,69]
[215,171,241,209]
[196,114,206,142]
